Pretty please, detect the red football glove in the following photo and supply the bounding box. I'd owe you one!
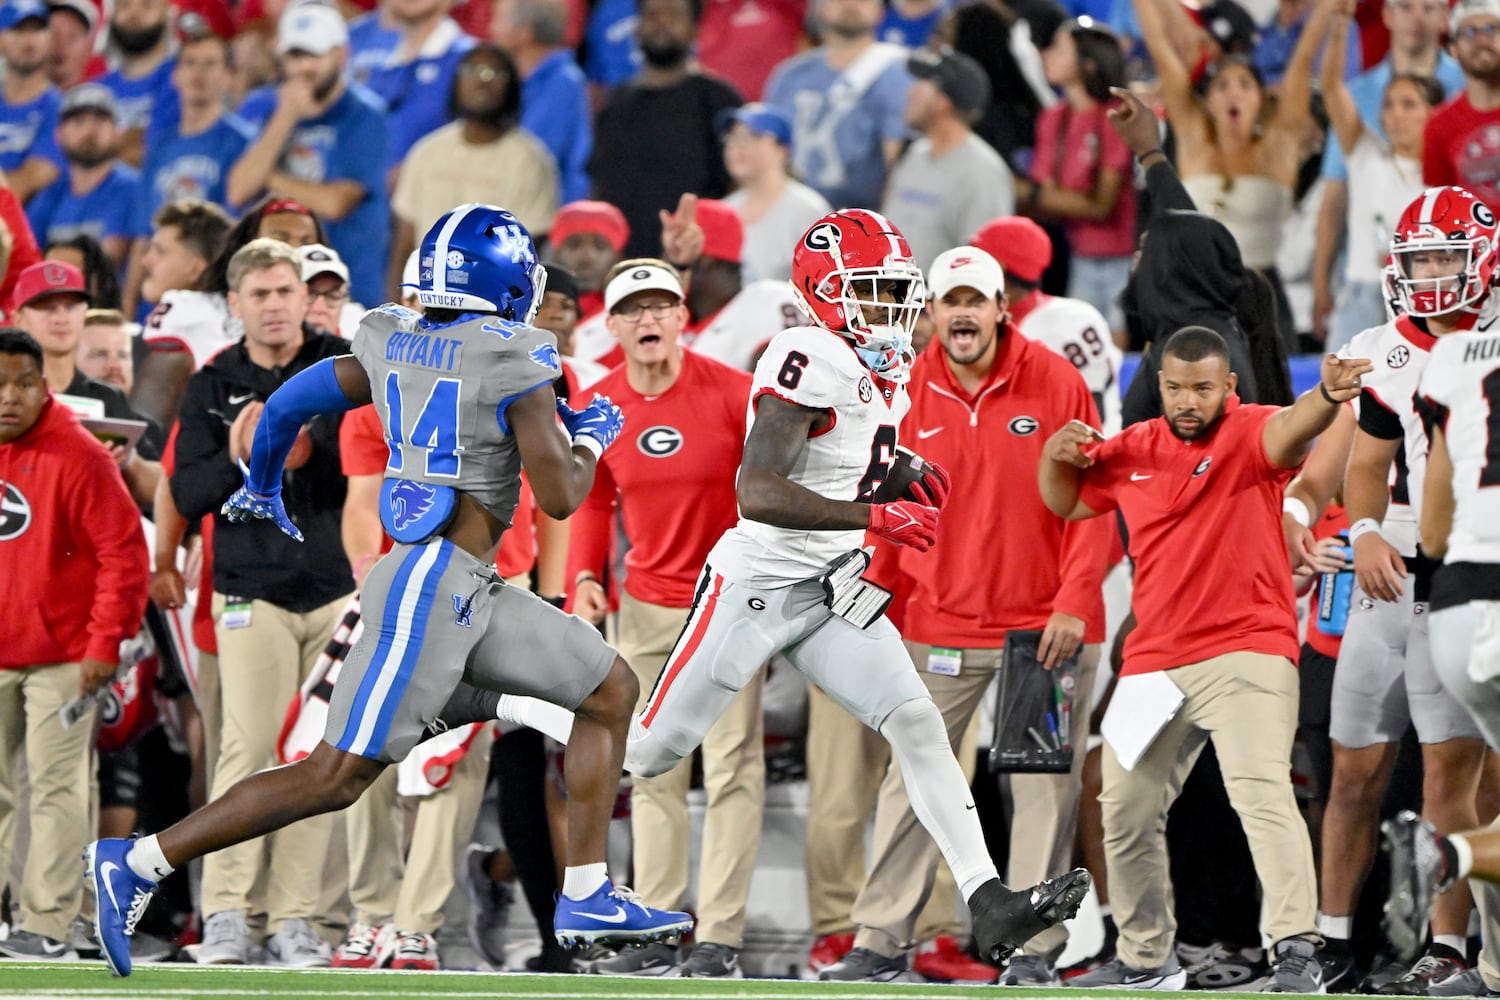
[910,460,951,511]
[869,499,940,551]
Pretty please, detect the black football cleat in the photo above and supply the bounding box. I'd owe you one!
[969,868,1092,966]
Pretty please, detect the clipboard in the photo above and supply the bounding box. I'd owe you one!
[1099,670,1186,771]
[81,417,148,452]
[987,630,1079,774]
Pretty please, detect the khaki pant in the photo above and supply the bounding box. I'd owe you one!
[0,662,95,942]
[853,643,1100,957]
[344,724,494,933]
[201,593,348,930]
[620,591,765,947]
[1102,652,1317,968]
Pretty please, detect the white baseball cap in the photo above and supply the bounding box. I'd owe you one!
[401,248,420,290]
[927,246,1005,300]
[298,243,349,284]
[277,1,348,55]
[604,262,683,312]
[1452,0,1500,34]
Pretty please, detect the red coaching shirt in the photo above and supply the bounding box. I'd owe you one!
[1077,396,1301,675]
[567,350,750,608]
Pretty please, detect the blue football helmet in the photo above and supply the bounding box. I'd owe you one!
[416,204,548,322]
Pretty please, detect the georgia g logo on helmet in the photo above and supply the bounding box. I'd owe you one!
[803,223,843,254]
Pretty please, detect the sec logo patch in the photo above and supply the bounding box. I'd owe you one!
[638,426,684,457]
[858,376,873,403]
[1386,345,1410,369]
[1008,416,1038,436]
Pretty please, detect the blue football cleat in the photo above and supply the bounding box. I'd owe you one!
[552,882,693,948]
[84,838,157,977]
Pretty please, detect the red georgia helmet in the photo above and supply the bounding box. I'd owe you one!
[790,209,926,380]
[1389,186,1499,317]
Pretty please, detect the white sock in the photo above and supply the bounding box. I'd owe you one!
[1452,834,1475,880]
[1316,913,1353,940]
[126,835,174,882]
[1434,934,1467,954]
[496,694,574,744]
[562,863,608,901]
[879,700,999,902]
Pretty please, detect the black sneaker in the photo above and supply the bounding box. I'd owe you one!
[970,869,1092,965]
[817,947,910,982]
[1177,940,1268,989]
[1262,937,1323,993]
[587,941,678,976]
[678,942,742,978]
[1376,952,1471,996]
[1364,958,1415,994]
[1319,943,1364,993]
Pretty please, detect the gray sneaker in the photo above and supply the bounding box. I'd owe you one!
[1262,937,1324,993]
[1001,954,1061,986]
[818,946,911,982]
[265,917,332,968]
[1069,956,1188,989]
[0,930,79,961]
[572,942,618,973]
[588,941,678,976]
[678,941,743,978]
[197,910,251,965]
[1427,967,1497,997]
[462,844,513,967]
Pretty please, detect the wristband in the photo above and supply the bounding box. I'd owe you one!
[1348,517,1383,543]
[572,434,604,459]
[1319,382,1341,405]
[575,572,600,588]
[1136,148,1165,165]
[1282,497,1311,528]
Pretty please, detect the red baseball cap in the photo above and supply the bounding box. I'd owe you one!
[12,260,89,310]
[550,201,629,253]
[697,199,743,264]
[969,217,1053,285]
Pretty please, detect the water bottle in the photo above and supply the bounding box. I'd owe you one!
[1315,535,1354,637]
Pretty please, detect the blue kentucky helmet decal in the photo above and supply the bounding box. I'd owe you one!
[418,204,548,323]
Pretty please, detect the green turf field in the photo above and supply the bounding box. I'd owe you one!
[0,963,1275,1000]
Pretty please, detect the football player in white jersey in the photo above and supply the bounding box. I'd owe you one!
[621,208,1092,970]
[971,216,1123,435]
[1382,322,1500,968]
[1315,186,1497,988]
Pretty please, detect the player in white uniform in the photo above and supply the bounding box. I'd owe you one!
[1320,187,1495,989]
[971,216,1122,435]
[685,277,805,372]
[621,209,1092,969]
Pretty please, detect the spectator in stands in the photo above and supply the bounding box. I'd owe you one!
[764,0,911,212]
[47,0,103,91]
[230,4,389,307]
[44,233,123,309]
[347,0,401,86]
[1021,18,1135,335]
[26,83,141,267]
[721,103,830,285]
[1254,0,1362,85]
[297,243,357,337]
[125,29,250,318]
[879,0,943,46]
[882,46,1012,270]
[0,0,63,202]
[934,1,1051,176]
[11,259,162,508]
[76,307,133,393]
[367,0,474,177]
[590,0,741,259]
[697,0,806,102]
[1423,0,1500,218]
[582,0,641,94]
[170,238,352,968]
[1317,0,1439,353]
[548,199,628,363]
[0,328,149,962]
[96,0,178,166]
[492,0,593,203]
[1312,0,1460,346]
[389,44,558,292]
[0,188,43,309]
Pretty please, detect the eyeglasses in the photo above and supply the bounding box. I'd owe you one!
[458,63,502,82]
[614,301,678,323]
[1457,22,1500,40]
[308,288,349,304]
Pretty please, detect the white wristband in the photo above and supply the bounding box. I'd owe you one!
[572,434,604,459]
[1282,497,1311,528]
[1348,517,1383,543]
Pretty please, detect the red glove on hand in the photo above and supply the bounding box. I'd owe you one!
[869,499,940,551]
[910,460,951,511]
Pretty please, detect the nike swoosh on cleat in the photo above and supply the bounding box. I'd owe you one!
[574,906,628,923]
[100,861,124,916]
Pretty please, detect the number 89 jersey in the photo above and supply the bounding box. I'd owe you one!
[709,325,910,587]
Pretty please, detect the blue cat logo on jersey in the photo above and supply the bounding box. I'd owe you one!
[453,594,475,628]
[481,321,518,340]
[380,478,459,544]
[529,343,561,373]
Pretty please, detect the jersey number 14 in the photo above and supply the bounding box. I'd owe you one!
[384,371,463,478]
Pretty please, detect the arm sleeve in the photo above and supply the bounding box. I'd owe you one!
[1143,158,1197,217]
[75,450,150,663]
[170,372,245,521]
[247,357,360,495]
[1051,384,1112,620]
[1357,386,1404,440]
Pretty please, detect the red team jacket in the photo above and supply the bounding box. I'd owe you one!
[873,330,1111,647]
[0,398,149,668]
[567,351,751,609]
